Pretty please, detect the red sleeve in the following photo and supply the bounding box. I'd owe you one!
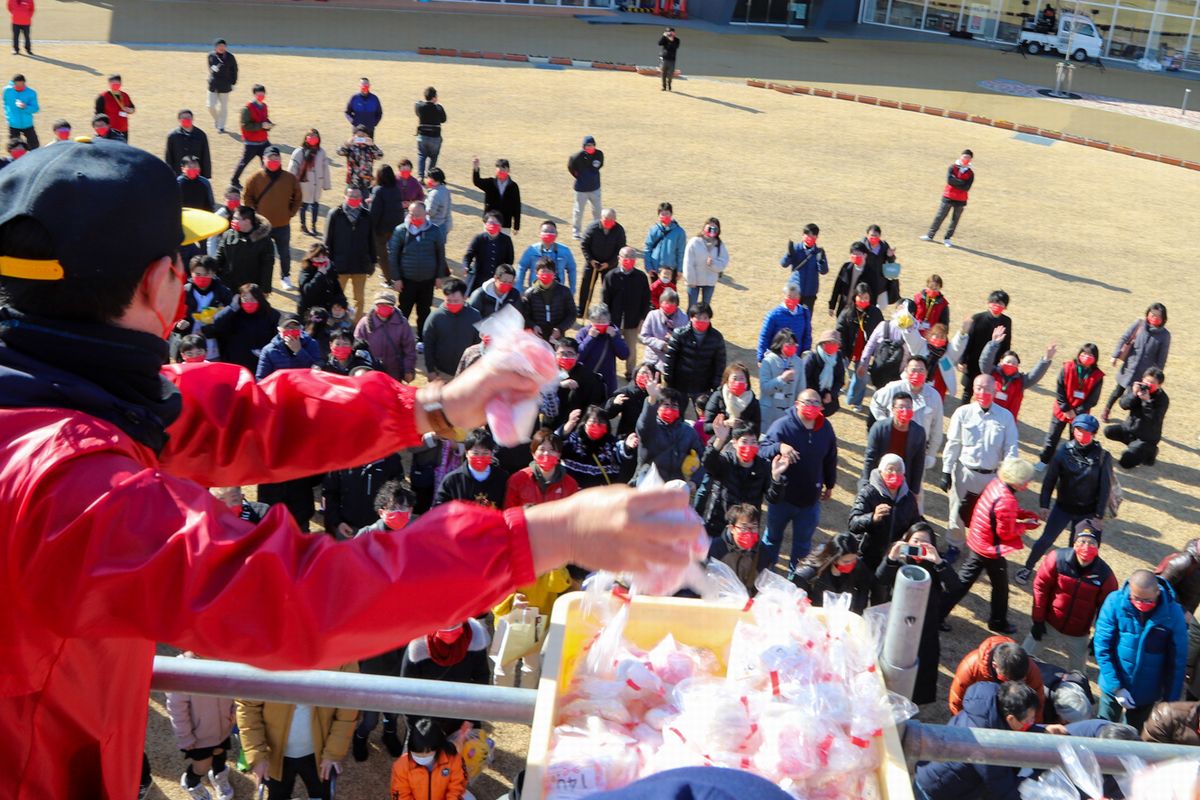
[1030,553,1057,623]
[13,451,536,670]
[159,363,422,488]
[503,472,525,510]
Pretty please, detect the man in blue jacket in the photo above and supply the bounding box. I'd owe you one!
[643,201,686,282]
[780,222,828,312]
[516,220,577,294]
[758,388,838,574]
[3,73,39,148]
[1094,569,1189,730]
[756,284,812,363]
[914,681,1043,800]
[568,134,603,239]
[345,77,383,137]
[254,313,323,381]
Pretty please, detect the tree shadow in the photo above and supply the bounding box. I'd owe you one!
[670,91,764,115]
[951,245,1132,294]
[24,53,103,76]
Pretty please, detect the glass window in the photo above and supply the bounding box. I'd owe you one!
[887,0,930,29]
[1106,7,1151,57]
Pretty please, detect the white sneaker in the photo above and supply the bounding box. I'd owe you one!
[209,768,235,800]
[919,234,932,241]
[180,774,213,800]
[943,239,953,248]
[416,341,424,354]
[280,276,295,290]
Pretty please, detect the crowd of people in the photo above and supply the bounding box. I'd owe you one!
[2,24,1187,800]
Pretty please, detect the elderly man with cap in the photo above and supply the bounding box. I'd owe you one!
[0,139,701,797]
[940,373,1019,564]
[243,145,302,290]
[1026,520,1117,671]
[354,290,416,383]
[1017,412,1110,585]
[578,207,625,314]
[206,38,238,133]
[568,135,604,240]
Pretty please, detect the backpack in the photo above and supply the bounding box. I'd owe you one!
[869,336,904,388]
[1104,451,1123,518]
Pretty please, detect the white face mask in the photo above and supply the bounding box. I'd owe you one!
[412,753,435,766]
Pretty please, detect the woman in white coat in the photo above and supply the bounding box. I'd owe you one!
[759,328,804,431]
[288,128,332,236]
[681,217,729,309]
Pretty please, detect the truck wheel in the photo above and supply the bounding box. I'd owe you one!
[1026,41,1042,55]
[1072,48,1088,61]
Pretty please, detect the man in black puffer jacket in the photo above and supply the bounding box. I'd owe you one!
[322,453,405,539]
[699,418,770,538]
[522,257,576,342]
[661,302,725,416]
[214,206,274,292]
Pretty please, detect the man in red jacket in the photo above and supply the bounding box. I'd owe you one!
[921,148,974,248]
[0,140,698,798]
[93,73,135,141]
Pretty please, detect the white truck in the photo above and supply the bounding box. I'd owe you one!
[1018,12,1104,61]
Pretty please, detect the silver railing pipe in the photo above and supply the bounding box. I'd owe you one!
[880,564,931,700]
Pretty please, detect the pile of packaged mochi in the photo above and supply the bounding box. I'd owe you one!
[543,569,916,800]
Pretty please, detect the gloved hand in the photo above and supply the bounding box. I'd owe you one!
[939,472,953,492]
[1030,621,1046,641]
[1116,688,1136,709]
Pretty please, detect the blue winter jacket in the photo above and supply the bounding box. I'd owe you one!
[345,92,383,129]
[756,303,812,362]
[759,407,837,508]
[643,222,687,274]
[577,327,629,396]
[2,83,38,129]
[254,333,323,382]
[1094,577,1189,707]
[516,243,577,294]
[780,241,828,297]
[914,681,1023,800]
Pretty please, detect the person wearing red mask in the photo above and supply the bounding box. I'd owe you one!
[47,117,71,145]
[601,245,651,381]
[230,83,272,188]
[1104,366,1169,470]
[700,415,770,539]
[636,379,702,483]
[516,219,577,294]
[836,282,884,411]
[183,255,232,358]
[176,157,214,261]
[174,333,208,366]
[521,257,577,343]
[464,212,515,298]
[756,283,811,364]
[93,73,135,140]
[214,206,275,296]
[434,428,509,509]
[682,216,728,309]
[959,289,1012,404]
[326,454,406,539]
[661,303,726,416]
[388,200,448,350]
[912,273,948,332]
[354,291,417,384]
[206,38,238,133]
[336,124,384,196]
[643,201,686,283]
[1036,343,1102,471]
[793,531,871,612]
[210,486,270,525]
[203,283,279,373]
[471,156,521,235]
[577,302,629,395]
[759,388,838,575]
[827,241,885,318]
[861,224,900,305]
[799,329,845,417]
[297,242,346,324]
[90,111,122,141]
[920,148,974,247]
[1103,302,1170,422]
[467,261,520,320]
[568,134,604,239]
[579,207,626,312]
[602,361,657,437]
[244,145,302,289]
[703,362,761,437]
[165,109,211,180]
[345,77,383,139]
[423,278,481,382]
[288,128,331,237]
[254,313,322,382]
[207,185,241,258]
[1094,569,1188,729]
[560,403,637,488]
[861,392,927,495]
[319,330,375,376]
[710,504,763,596]
[942,457,1040,635]
[870,355,944,469]
[780,222,827,312]
[849,453,922,573]
[1025,523,1116,672]
[639,286,685,369]
[759,330,801,431]
[978,326,1054,423]
[544,336,606,432]
[504,428,579,510]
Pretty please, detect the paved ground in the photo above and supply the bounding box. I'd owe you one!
[14,5,1199,799]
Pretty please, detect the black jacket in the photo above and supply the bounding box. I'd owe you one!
[322,454,405,535]
[827,260,886,317]
[414,100,447,137]
[472,168,521,231]
[214,217,274,292]
[543,364,607,432]
[662,325,727,395]
[325,205,376,276]
[963,311,1012,380]
[164,126,212,178]
[875,555,961,704]
[699,444,770,536]
[522,283,576,340]
[848,472,923,572]
[207,50,239,94]
[467,281,522,320]
[861,418,927,492]
[1039,439,1111,517]
[601,267,652,331]
[914,682,1022,800]
[184,278,234,319]
[580,220,627,271]
[800,351,846,415]
[860,237,900,304]
[703,390,761,437]
[1118,387,1169,444]
[177,176,213,212]
[202,300,281,373]
[603,382,649,437]
[297,266,347,321]
[368,184,406,237]
[433,462,509,509]
[658,34,681,59]
[463,231,515,295]
[837,304,884,362]
[793,559,871,612]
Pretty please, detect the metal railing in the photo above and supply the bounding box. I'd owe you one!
[150,656,1200,773]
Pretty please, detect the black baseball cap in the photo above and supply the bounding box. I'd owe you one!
[0,138,226,282]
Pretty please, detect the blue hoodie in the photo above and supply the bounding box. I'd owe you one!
[1094,576,1188,707]
[914,681,1023,800]
[756,302,812,362]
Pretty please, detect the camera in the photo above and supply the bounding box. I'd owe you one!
[901,544,923,558]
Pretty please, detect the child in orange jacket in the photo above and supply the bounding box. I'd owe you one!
[390,717,468,800]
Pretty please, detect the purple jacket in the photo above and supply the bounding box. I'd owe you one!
[577,327,630,395]
[354,310,417,380]
[638,307,688,367]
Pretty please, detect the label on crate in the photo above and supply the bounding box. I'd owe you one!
[546,762,606,799]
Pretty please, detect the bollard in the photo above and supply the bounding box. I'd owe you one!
[1183,88,1192,115]
[881,564,931,700]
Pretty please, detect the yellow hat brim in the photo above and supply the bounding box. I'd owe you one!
[181,207,229,246]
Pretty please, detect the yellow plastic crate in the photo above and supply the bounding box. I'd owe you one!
[525,592,913,800]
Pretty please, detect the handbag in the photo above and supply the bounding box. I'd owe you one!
[1116,320,1144,363]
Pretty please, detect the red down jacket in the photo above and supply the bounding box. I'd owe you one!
[0,363,535,798]
[966,478,1038,559]
[1031,547,1118,637]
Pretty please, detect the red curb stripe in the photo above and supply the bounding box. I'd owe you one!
[878,98,900,108]
[481,52,505,60]
[592,62,617,70]
[857,95,879,105]
[417,47,437,56]
[1133,151,1161,161]
[1085,139,1112,150]
[969,114,992,124]
[503,53,529,62]
[615,64,637,72]
[813,88,834,98]
[922,106,947,116]
[946,110,969,121]
[834,91,856,101]
[436,48,458,57]
[1182,161,1200,170]
[1038,130,1064,140]
[459,50,482,58]
[993,120,1016,130]
[900,101,921,111]
[548,56,572,65]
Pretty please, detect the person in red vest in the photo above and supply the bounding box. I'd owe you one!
[978,324,1055,421]
[921,148,974,247]
[93,73,135,141]
[1036,343,1104,471]
[230,83,273,189]
[8,0,34,56]
[912,273,949,333]
[0,141,699,797]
